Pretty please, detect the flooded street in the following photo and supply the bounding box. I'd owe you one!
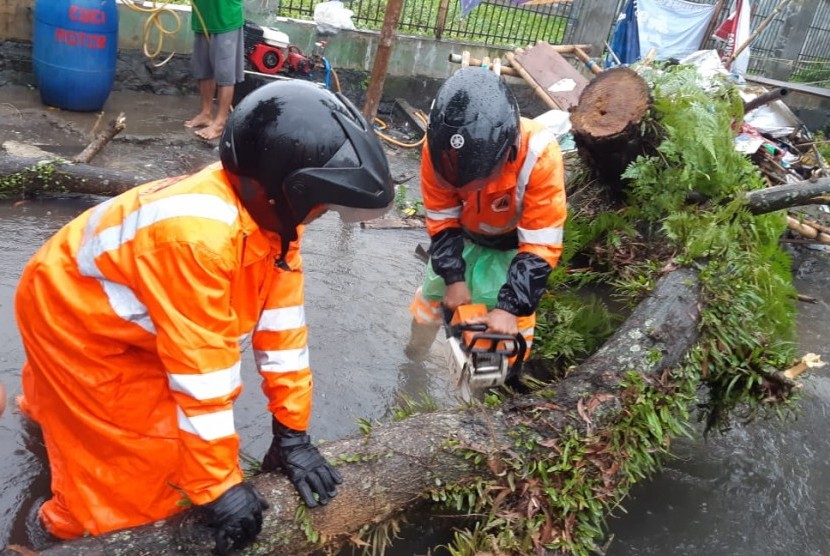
[1,84,830,555]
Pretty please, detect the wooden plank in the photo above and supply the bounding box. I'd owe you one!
[513,41,590,111]
[394,98,427,136]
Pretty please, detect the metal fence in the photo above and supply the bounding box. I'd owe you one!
[275,0,830,86]
[276,0,578,46]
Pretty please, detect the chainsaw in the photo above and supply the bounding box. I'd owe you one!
[444,304,527,392]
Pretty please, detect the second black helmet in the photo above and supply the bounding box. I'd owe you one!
[220,80,394,237]
[427,67,520,191]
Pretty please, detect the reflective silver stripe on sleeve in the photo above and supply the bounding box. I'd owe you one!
[517,226,564,246]
[75,194,239,334]
[256,306,306,332]
[255,346,310,373]
[177,407,236,441]
[425,206,462,221]
[515,129,556,214]
[168,362,242,400]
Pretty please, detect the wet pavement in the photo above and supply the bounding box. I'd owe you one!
[2,83,830,555]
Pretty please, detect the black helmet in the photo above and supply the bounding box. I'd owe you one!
[220,80,393,239]
[427,67,520,191]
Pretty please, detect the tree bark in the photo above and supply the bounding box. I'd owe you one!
[2,268,701,556]
[744,178,830,214]
[570,67,652,187]
[0,156,147,197]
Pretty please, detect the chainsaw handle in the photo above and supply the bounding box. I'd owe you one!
[453,322,487,333]
[467,332,524,358]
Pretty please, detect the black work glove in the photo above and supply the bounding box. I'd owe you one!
[199,482,269,556]
[261,418,343,508]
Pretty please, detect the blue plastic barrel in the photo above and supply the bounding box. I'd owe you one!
[33,0,119,112]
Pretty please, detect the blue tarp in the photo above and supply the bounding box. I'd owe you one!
[460,0,569,17]
[460,0,485,16]
[607,0,641,67]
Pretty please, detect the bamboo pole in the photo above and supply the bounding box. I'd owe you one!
[796,216,830,235]
[728,0,795,68]
[700,0,726,49]
[787,215,830,244]
[573,46,603,75]
[448,53,520,76]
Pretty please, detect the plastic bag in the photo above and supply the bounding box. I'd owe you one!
[314,1,356,34]
[421,243,515,309]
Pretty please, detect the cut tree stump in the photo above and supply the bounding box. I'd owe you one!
[570,67,652,187]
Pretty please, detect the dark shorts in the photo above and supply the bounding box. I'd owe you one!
[191,27,245,86]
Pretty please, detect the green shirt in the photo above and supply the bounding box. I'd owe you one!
[191,0,244,34]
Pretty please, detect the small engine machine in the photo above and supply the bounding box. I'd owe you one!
[243,21,327,76]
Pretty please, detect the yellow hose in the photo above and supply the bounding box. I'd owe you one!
[329,68,427,149]
[121,0,210,67]
[373,112,427,148]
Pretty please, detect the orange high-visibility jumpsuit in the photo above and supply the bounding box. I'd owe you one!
[410,118,567,355]
[16,162,313,539]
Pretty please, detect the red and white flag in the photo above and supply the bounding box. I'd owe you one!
[713,0,751,74]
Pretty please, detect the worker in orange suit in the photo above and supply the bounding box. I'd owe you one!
[407,67,567,371]
[15,80,393,554]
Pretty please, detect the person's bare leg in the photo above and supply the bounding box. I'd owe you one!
[196,84,234,140]
[185,79,216,128]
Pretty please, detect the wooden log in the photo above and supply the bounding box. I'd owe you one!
[744,87,789,113]
[1,269,702,556]
[73,112,127,164]
[0,156,148,197]
[570,67,652,187]
[744,177,830,214]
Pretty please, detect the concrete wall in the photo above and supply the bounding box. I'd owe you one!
[0,0,523,80]
[0,0,32,40]
[115,2,516,80]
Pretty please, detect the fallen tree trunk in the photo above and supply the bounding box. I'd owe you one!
[2,268,701,556]
[0,156,147,198]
